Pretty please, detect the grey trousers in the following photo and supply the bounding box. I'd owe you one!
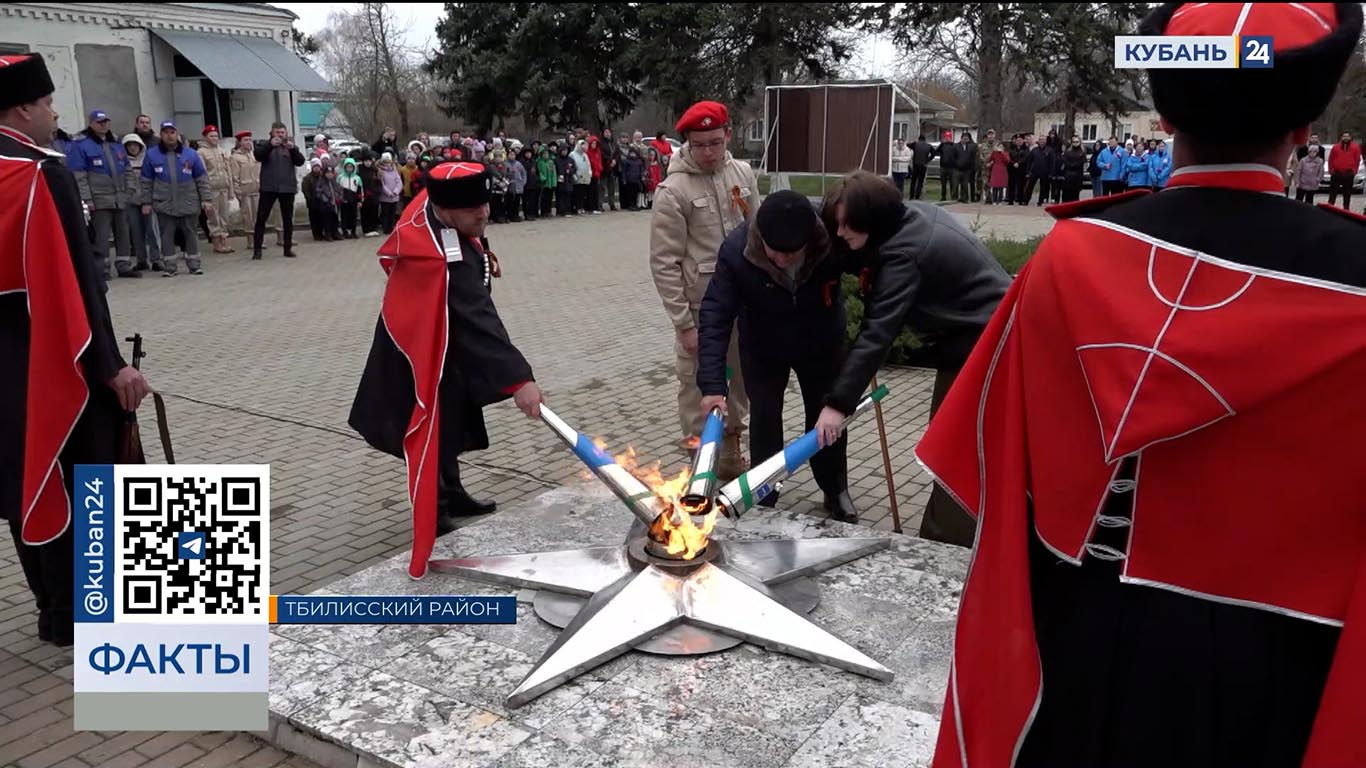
[603,173,619,210]
[159,214,201,274]
[91,208,132,274]
[125,205,162,267]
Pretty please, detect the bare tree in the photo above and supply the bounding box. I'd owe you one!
[362,2,411,138]
[314,3,434,141]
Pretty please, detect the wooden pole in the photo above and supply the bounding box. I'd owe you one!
[870,373,902,533]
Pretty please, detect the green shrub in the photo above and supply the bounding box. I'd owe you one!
[842,235,1041,363]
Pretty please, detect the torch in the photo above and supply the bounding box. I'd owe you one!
[539,405,666,528]
[679,407,724,516]
[714,385,890,519]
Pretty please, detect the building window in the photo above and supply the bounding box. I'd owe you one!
[747,120,764,143]
[893,120,911,141]
[1049,123,1065,137]
[0,43,30,55]
[1081,124,1098,141]
[1122,124,1134,141]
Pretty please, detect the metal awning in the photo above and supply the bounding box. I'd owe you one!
[153,29,333,92]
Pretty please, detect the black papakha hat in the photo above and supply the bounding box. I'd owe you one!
[756,189,817,253]
[426,161,492,209]
[1140,3,1363,142]
[0,54,56,111]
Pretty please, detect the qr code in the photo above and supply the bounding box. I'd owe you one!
[117,467,269,620]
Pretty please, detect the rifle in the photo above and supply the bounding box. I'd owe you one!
[123,334,176,464]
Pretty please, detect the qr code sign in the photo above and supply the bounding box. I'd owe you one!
[116,466,270,623]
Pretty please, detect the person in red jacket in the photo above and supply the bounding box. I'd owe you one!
[585,135,604,213]
[1326,130,1360,209]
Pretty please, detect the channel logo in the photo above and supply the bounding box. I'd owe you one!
[1114,36,1274,69]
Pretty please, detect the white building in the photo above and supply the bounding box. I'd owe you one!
[0,2,331,141]
[1034,97,1171,144]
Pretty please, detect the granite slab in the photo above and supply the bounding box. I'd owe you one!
[267,482,969,768]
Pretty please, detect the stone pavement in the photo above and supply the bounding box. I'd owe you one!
[0,206,1054,767]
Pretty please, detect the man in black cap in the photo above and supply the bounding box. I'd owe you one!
[0,53,151,645]
[698,190,856,521]
[349,162,544,579]
[913,4,1366,766]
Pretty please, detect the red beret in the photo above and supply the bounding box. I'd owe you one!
[234,130,252,140]
[675,101,729,135]
[202,125,218,136]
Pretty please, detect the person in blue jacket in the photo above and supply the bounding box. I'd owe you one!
[696,190,857,522]
[1124,144,1150,190]
[140,121,211,276]
[1096,137,1126,195]
[1147,140,1173,190]
[68,109,136,279]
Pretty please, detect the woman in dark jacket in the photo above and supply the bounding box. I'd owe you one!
[816,171,1012,546]
[698,190,855,520]
[1059,136,1088,202]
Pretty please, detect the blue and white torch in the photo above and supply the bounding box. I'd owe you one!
[539,405,665,527]
[714,385,890,519]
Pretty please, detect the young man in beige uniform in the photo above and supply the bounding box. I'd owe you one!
[199,125,235,253]
[649,100,759,480]
[229,131,261,250]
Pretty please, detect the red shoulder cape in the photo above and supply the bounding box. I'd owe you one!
[917,216,1366,767]
[373,190,447,579]
[0,156,92,544]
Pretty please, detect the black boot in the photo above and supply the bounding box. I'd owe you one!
[448,487,496,516]
[823,491,858,523]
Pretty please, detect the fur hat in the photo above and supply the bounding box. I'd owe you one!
[1140,3,1363,142]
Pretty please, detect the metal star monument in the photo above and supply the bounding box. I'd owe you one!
[429,390,895,708]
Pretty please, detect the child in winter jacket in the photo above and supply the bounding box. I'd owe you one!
[302,160,324,240]
[536,148,557,218]
[1296,144,1326,203]
[620,148,644,211]
[506,154,527,222]
[487,154,511,223]
[378,152,403,234]
[571,140,592,214]
[412,155,431,199]
[399,154,419,209]
[643,147,663,209]
[140,129,211,276]
[358,155,381,236]
[314,166,341,240]
[558,145,578,215]
[121,133,162,270]
[518,148,540,221]
[337,157,363,238]
[585,136,604,213]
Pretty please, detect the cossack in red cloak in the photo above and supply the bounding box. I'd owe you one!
[0,156,93,545]
[372,188,447,579]
[917,167,1366,767]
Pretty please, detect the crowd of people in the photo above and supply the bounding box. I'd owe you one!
[890,127,1363,210]
[57,113,686,279]
[891,130,1173,206]
[296,126,678,242]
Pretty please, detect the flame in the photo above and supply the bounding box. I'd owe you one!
[613,443,717,560]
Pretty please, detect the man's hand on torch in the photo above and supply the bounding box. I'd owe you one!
[700,395,728,417]
[514,382,543,419]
